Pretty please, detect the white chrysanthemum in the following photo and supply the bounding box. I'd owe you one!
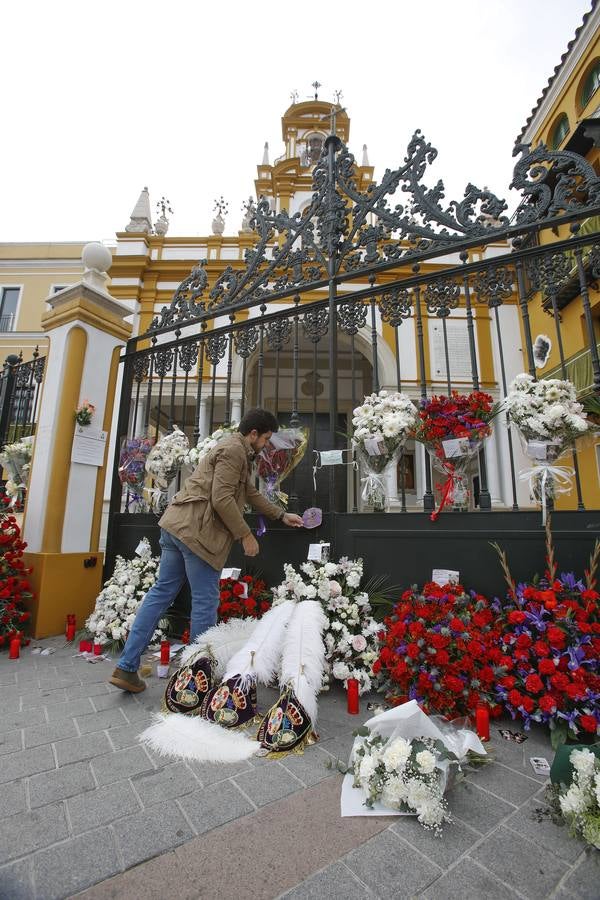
[559,783,590,817]
[416,750,437,774]
[570,748,597,781]
[382,737,411,772]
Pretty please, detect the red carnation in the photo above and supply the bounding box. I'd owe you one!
[550,672,570,692]
[507,689,523,708]
[406,643,420,659]
[443,675,464,693]
[547,626,566,648]
[539,694,557,714]
[525,674,544,694]
[508,611,527,625]
[521,696,535,713]
[579,715,598,734]
[533,641,550,657]
[232,583,245,597]
[538,658,556,676]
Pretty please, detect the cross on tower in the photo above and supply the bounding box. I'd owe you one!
[311,80,321,100]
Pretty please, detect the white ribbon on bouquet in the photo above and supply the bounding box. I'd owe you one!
[518,463,574,525]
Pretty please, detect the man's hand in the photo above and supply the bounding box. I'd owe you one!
[282,512,304,528]
[242,533,259,556]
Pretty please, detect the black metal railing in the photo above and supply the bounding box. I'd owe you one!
[0,348,46,449]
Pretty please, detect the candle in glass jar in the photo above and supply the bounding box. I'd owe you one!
[160,640,170,665]
[66,622,76,642]
[475,703,490,742]
[9,636,20,659]
[93,642,103,656]
[347,678,360,715]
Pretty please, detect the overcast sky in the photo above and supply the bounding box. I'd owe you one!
[1,0,593,243]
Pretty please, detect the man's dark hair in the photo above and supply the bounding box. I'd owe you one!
[238,407,279,436]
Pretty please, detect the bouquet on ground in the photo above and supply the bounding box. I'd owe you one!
[504,374,588,518]
[255,427,308,507]
[374,581,504,718]
[352,390,418,511]
[0,436,33,509]
[118,436,155,512]
[272,557,380,694]
[84,538,169,651]
[0,511,32,651]
[414,391,499,519]
[184,423,239,469]
[144,425,189,512]
[340,700,487,833]
[491,526,600,745]
[218,574,271,622]
[543,747,600,850]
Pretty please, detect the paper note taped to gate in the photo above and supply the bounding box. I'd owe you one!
[363,434,385,457]
[442,437,471,459]
[308,542,330,562]
[432,568,460,586]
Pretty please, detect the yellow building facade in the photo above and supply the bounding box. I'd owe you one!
[517,1,600,508]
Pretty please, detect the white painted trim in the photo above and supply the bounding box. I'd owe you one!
[521,5,600,144]
[0,260,85,269]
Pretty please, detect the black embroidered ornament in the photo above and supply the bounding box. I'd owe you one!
[256,685,313,756]
[163,654,215,715]
[200,675,258,727]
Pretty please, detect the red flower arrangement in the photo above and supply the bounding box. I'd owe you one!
[414,391,498,521]
[374,581,504,719]
[491,530,600,746]
[218,574,271,622]
[0,504,33,650]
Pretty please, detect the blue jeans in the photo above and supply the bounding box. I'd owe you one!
[117,529,220,673]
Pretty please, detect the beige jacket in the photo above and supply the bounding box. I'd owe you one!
[158,432,284,570]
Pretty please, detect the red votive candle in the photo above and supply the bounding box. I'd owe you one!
[66,622,76,642]
[93,641,103,656]
[347,678,360,715]
[79,639,87,652]
[160,640,170,664]
[9,636,20,659]
[83,640,93,653]
[181,628,190,645]
[475,703,490,742]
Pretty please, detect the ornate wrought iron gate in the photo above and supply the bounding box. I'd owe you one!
[105,124,600,583]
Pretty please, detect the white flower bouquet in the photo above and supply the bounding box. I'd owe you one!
[145,425,189,511]
[352,390,418,511]
[341,700,487,834]
[184,423,239,469]
[543,747,600,850]
[84,538,169,651]
[0,436,33,508]
[504,374,588,516]
[272,557,380,694]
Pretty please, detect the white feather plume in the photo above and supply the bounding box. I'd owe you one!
[279,600,327,726]
[180,617,259,679]
[139,713,259,763]
[223,599,295,685]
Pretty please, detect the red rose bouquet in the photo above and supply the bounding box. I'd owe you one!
[491,527,600,746]
[0,508,32,651]
[374,581,504,718]
[414,391,499,520]
[218,574,271,622]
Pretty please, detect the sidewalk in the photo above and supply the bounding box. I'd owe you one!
[0,636,598,899]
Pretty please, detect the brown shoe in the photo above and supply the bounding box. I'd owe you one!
[109,667,146,693]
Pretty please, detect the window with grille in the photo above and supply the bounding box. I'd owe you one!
[0,288,19,331]
[581,61,600,110]
[550,115,570,149]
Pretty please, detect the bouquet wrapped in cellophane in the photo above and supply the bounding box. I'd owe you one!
[144,425,189,512]
[255,427,308,507]
[118,436,155,512]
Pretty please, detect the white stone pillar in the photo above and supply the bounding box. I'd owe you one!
[231,398,242,426]
[484,429,505,507]
[198,398,209,439]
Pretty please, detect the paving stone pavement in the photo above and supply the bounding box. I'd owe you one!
[0,636,598,900]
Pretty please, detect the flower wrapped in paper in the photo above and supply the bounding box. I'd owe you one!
[341,700,486,833]
[184,423,239,469]
[0,436,33,509]
[255,426,308,507]
[144,425,189,512]
[414,391,498,521]
[352,390,418,512]
[504,375,588,523]
[117,436,155,511]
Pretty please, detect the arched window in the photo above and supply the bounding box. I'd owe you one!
[550,114,570,149]
[580,60,600,110]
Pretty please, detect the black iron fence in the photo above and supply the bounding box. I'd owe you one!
[0,349,46,449]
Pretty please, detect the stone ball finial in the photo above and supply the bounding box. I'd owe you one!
[82,242,112,274]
